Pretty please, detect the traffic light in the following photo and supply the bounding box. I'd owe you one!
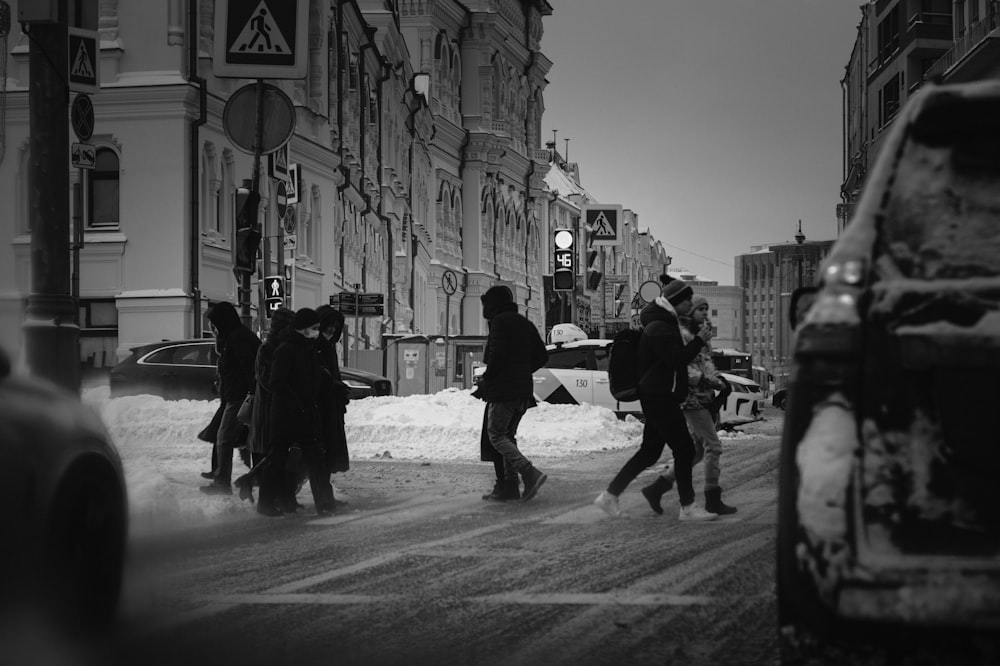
[233,184,261,274]
[553,229,575,291]
[613,283,627,317]
[586,249,603,290]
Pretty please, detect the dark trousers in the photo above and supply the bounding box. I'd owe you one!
[212,401,244,485]
[300,440,334,511]
[607,394,696,505]
[486,399,531,474]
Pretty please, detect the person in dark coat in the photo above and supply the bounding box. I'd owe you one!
[269,307,335,515]
[201,301,260,494]
[475,285,549,502]
[315,306,351,480]
[593,277,717,521]
[234,307,294,515]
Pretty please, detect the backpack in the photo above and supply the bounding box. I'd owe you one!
[608,327,644,402]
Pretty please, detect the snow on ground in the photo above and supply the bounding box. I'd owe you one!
[81,386,763,533]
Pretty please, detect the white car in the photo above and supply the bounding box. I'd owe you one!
[475,338,763,427]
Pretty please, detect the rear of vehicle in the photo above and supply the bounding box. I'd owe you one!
[109,340,218,400]
[716,372,762,427]
[777,81,1000,661]
[341,367,393,399]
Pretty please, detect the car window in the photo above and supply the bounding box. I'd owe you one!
[594,347,610,371]
[547,348,589,370]
[144,345,213,366]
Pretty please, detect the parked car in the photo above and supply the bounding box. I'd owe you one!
[777,80,1000,662]
[0,348,127,633]
[474,337,763,427]
[109,339,393,401]
[772,387,788,410]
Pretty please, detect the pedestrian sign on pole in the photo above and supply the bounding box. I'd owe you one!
[583,204,623,247]
[263,275,285,317]
[213,0,308,79]
[68,27,99,94]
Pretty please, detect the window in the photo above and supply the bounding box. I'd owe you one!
[877,6,901,64]
[547,348,589,370]
[594,347,610,371]
[88,147,120,228]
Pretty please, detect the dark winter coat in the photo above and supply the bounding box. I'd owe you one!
[250,337,279,455]
[268,329,322,447]
[637,296,705,403]
[207,301,261,404]
[477,302,548,403]
[316,334,350,473]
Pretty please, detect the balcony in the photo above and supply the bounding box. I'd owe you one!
[925,10,1000,81]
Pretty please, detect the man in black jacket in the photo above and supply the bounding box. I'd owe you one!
[201,301,261,494]
[593,277,718,521]
[476,285,549,502]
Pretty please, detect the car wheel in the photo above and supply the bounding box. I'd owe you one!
[42,456,127,633]
[777,396,787,410]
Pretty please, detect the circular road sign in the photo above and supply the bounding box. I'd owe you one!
[283,207,296,235]
[71,93,94,142]
[638,280,662,305]
[223,83,296,156]
[275,181,288,219]
[441,269,458,295]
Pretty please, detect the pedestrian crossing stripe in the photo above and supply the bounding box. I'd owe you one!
[230,1,291,55]
[71,40,95,79]
[591,211,615,237]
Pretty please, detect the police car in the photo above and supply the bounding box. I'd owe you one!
[475,324,763,426]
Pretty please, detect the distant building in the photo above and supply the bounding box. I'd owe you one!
[735,230,833,389]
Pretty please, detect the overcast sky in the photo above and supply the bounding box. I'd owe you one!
[540,1,864,285]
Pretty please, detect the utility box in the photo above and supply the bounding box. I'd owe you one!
[383,334,488,396]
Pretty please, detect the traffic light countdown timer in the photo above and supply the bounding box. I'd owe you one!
[553,228,575,291]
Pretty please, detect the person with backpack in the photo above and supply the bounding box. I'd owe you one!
[640,295,737,516]
[593,277,717,521]
[474,285,549,502]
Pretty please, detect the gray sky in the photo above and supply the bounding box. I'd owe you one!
[541,1,863,285]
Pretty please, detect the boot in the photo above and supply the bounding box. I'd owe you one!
[640,476,674,515]
[234,474,255,502]
[483,479,521,501]
[520,465,548,502]
[482,479,504,501]
[704,487,737,515]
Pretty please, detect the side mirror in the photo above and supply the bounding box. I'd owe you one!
[789,286,819,330]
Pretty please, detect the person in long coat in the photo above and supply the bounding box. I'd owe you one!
[315,306,351,479]
[235,307,294,515]
[268,308,335,515]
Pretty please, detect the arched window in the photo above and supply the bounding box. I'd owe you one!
[89,147,120,228]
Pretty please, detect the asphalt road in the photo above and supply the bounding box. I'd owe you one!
[103,410,785,666]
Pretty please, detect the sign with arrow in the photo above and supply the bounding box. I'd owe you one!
[213,0,308,79]
[71,143,96,169]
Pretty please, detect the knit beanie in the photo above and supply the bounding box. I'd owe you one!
[660,277,693,306]
[292,307,319,330]
[691,295,708,310]
[269,307,295,333]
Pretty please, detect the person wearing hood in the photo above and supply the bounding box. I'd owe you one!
[475,285,549,502]
[201,301,261,494]
[315,305,351,484]
[593,277,718,521]
[269,307,335,515]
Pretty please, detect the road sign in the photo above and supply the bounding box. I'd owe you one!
[268,144,288,180]
[71,93,94,141]
[287,163,301,205]
[68,27,99,94]
[441,269,458,295]
[263,275,285,316]
[330,293,384,317]
[583,204,623,247]
[275,180,288,219]
[223,83,296,155]
[213,0,308,79]
[283,207,296,235]
[71,143,95,169]
[637,280,661,304]
[283,234,297,250]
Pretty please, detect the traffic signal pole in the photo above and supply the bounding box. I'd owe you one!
[24,12,80,392]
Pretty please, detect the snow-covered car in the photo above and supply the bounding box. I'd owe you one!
[110,339,393,401]
[0,348,127,632]
[777,80,1000,662]
[474,337,762,427]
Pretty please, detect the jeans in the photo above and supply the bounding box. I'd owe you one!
[486,399,532,474]
[212,400,244,485]
[607,394,695,505]
[661,408,723,491]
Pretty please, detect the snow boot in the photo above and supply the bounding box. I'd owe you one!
[704,487,737,515]
[520,465,547,502]
[640,475,674,515]
[483,479,521,501]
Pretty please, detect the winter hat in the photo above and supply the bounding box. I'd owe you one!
[269,307,295,333]
[691,295,708,310]
[315,304,345,330]
[481,285,514,320]
[660,277,693,306]
[206,300,241,337]
[292,307,320,330]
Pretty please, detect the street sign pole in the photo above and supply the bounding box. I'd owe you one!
[599,247,607,338]
[353,283,361,368]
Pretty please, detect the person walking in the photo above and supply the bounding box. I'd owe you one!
[201,301,260,495]
[315,305,351,495]
[269,307,335,516]
[475,285,549,502]
[593,277,718,521]
[640,295,737,516]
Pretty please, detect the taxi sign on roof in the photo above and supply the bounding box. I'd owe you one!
[548,323,588,345]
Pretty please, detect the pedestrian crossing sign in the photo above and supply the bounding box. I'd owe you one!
[68,27,99,94]
[583,205,623,247]
[213,0,308,79]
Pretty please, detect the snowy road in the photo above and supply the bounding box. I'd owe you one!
[100,415,783,666]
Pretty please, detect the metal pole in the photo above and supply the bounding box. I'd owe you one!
[71,179,82,318]
[239,78,266,330]
[444,293,450,385]
[353,283,361,367]
[24,10,79,391]
[599,247,607,338]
